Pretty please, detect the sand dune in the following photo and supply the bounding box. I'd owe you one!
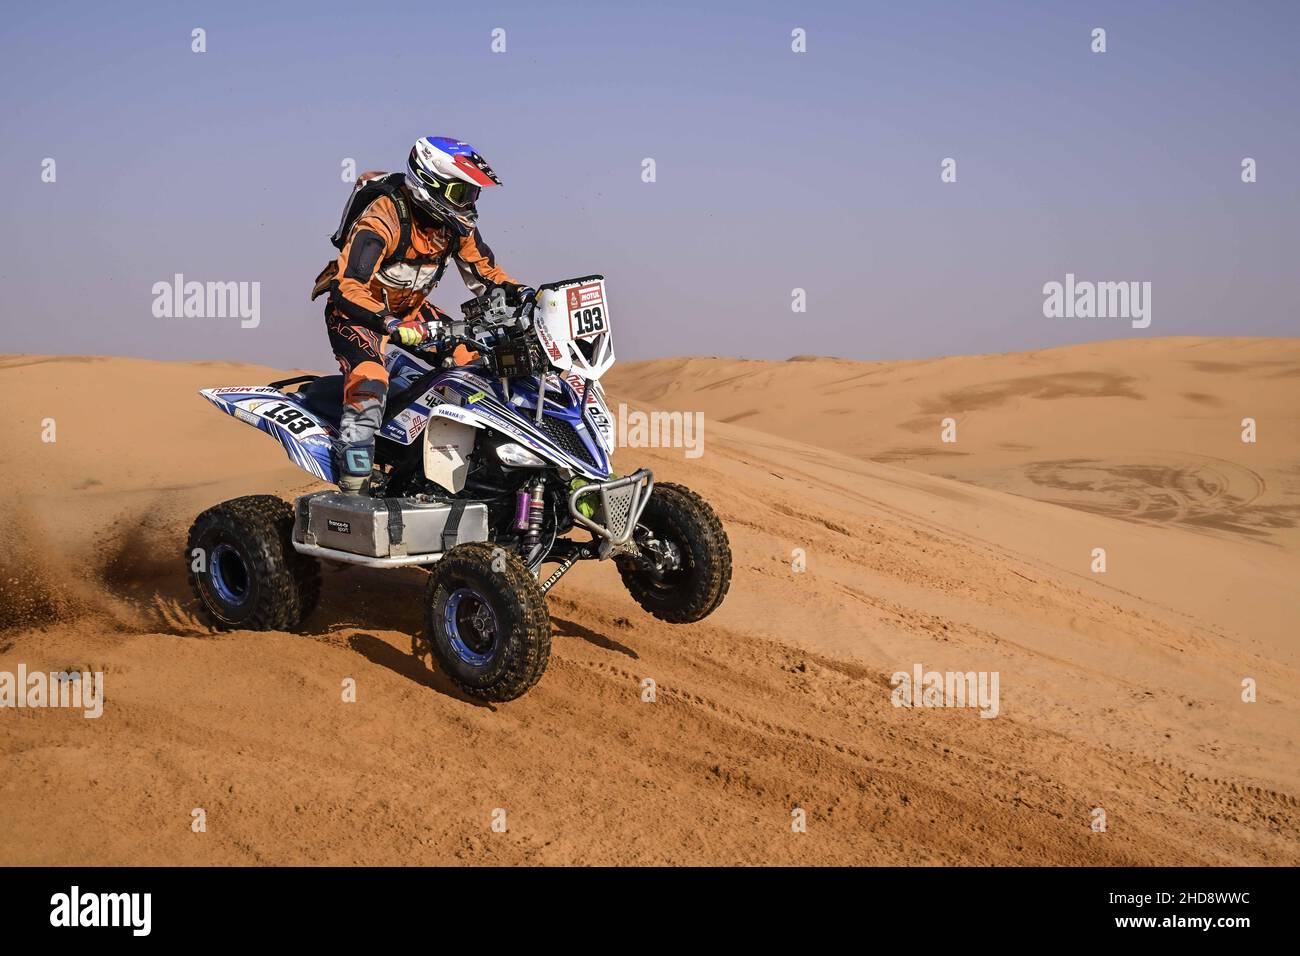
[609,337,1300,550]
[1,342,1297,865]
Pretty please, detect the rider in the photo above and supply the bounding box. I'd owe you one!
[316,136,534,494]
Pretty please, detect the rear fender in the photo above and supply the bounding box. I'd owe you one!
[199,386,337,482]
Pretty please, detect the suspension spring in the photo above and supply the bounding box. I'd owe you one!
[523,478,546,549]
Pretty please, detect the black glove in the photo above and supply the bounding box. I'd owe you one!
[503,285,536,308]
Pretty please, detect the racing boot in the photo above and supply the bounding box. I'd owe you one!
[336,441,374,495]
[336,362,388,495]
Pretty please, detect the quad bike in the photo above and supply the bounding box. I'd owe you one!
[186,276,731,701]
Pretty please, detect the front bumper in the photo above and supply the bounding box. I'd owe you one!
[568,468,654,551]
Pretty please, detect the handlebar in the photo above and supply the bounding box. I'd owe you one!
[387,329,486,353]
[460,288,534,324]
[386,289,537,373]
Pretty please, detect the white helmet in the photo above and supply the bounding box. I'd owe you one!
[405,136,502,235]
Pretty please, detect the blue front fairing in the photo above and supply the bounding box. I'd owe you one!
[381,366,613,479]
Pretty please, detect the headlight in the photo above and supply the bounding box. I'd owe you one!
[495,442,547,468]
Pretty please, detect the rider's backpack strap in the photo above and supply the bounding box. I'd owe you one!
[431,226,457,286]
[330,172,411,267]
[384,181,412,267]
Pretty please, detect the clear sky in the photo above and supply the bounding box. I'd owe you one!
[2,0,1297,369]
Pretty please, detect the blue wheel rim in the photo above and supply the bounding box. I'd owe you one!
[444,587,499,667]
[209,543,250,606]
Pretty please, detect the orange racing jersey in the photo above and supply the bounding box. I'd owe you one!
[324,190,520,328]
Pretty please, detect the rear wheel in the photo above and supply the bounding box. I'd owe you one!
[186,495,321,630]
[616,482,731,623]
[424,543,551,702]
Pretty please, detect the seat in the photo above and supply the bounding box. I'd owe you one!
[298,375,345,427]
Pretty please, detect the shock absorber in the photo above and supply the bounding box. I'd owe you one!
[521,477,547,549]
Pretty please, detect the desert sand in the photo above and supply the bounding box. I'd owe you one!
[1,338,1297,865]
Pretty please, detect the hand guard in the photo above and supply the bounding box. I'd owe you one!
[505,285,536,308]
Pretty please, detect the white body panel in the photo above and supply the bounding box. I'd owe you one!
[422,415,477,493]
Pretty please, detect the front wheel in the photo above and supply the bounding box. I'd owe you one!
[424,543,552,702]
[616,482,731,623]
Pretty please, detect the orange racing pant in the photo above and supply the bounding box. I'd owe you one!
[325,308,389,491]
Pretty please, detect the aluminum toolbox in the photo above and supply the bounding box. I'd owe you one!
[293,491,488,558]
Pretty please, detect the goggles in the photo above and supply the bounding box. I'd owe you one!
[413,168,480,209]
